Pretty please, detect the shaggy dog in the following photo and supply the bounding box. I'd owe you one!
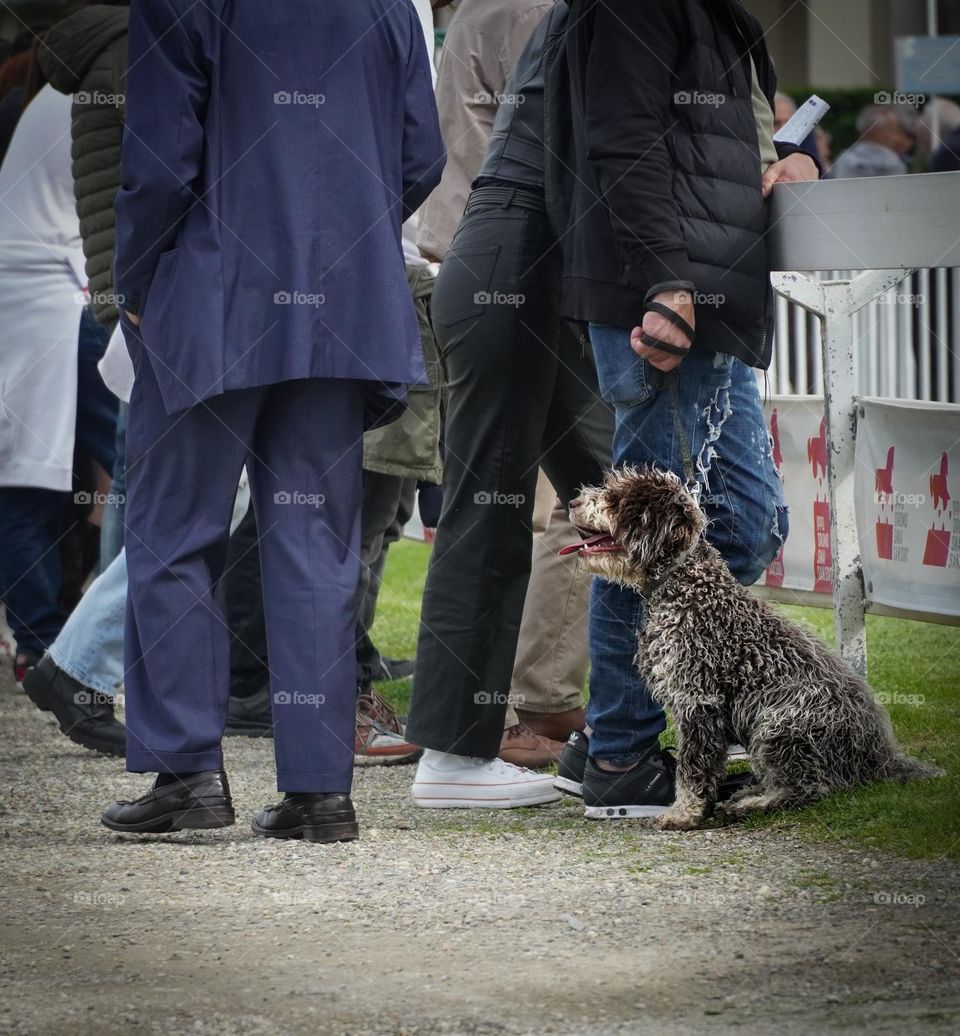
[564,467,942,831]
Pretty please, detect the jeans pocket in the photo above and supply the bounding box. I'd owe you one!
[430,244,501,332]
[589,324,657,408]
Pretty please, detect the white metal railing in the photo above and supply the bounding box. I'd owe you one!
[768,268,959,402]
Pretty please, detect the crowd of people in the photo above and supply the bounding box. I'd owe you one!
[0,0,950,844]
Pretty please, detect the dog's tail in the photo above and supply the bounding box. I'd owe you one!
[880,754,945,782]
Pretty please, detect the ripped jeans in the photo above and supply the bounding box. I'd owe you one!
[585,325,788,764]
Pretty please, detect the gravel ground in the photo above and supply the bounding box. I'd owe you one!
[1,670,958,1036]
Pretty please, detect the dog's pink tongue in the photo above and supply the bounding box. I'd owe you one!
[557,532,618,557]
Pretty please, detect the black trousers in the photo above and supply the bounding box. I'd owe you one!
[405,187,614,758]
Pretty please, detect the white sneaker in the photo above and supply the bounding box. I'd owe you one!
[411,750,562,809]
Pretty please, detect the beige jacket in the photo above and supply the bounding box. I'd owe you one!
[417,0,553,261]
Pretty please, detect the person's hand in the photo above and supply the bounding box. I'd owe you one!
[630,290,695,372]
[124,310,141,327]
[761,152,819,197]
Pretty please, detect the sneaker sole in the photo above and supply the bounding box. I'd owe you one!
[250,818,359,843]
[411,788,562,809]
[584,803,670,820]
[101,803,236,833]
[355,747,422,767]
[553,776,583,798]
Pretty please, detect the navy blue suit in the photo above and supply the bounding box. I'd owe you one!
[115,0,444,790]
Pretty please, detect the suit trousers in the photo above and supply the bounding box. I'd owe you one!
[123,339,365,792]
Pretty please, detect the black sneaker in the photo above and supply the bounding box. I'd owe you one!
[582,748,675,819]
[554,729,589,797]
[225,684,273,737]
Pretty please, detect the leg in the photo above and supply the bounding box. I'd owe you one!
[222,502,269,699]
[657,706,729,830]
[99,402,128,572]
[405,207,560,758]
[49,549,127,698]
[0,486,68,658]
[73,306,118,474]
[123,346,257,774]
[249,377,365,793]
[355,469,407,687]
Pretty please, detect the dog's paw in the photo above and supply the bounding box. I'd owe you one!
[720,795,766,820]
[656,806,703,831]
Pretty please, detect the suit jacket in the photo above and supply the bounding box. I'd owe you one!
[115,0,445,419]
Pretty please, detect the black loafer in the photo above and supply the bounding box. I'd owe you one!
[101,771,235,833]
[22,654,126,757]
[252,793,359,844]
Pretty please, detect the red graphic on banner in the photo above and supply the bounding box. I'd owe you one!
[875,446,895,560]
[923,452,951,567]
[807,416,832,592]
[764,409,785,587]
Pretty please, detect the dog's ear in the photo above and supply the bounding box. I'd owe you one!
[608,467,705,574]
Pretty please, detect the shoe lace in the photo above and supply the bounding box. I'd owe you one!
[357,688,401,732]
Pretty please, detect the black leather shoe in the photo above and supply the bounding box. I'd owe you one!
[251,793,359,843]
[22,654,126,757]
[101,771,235,833]
[225,684,273,737]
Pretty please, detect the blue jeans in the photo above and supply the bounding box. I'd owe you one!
[99,401,127,572]
[0,307,116,655]
[586,325,788,764]
[50,549,126,697]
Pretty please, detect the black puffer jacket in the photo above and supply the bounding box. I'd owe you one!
[38,5,128,329]
[557,0,811,369]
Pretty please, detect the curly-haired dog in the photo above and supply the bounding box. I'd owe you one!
[564,467,942,831]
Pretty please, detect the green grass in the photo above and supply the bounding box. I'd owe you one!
[373,539,960,861]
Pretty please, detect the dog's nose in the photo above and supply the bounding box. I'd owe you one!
[569,497,582,511]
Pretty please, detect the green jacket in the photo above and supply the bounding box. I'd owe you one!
[38,5,128,329]
[363,264,444,483]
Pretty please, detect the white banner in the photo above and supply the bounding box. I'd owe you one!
[855,399,960,618]
[762,396,960,619]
